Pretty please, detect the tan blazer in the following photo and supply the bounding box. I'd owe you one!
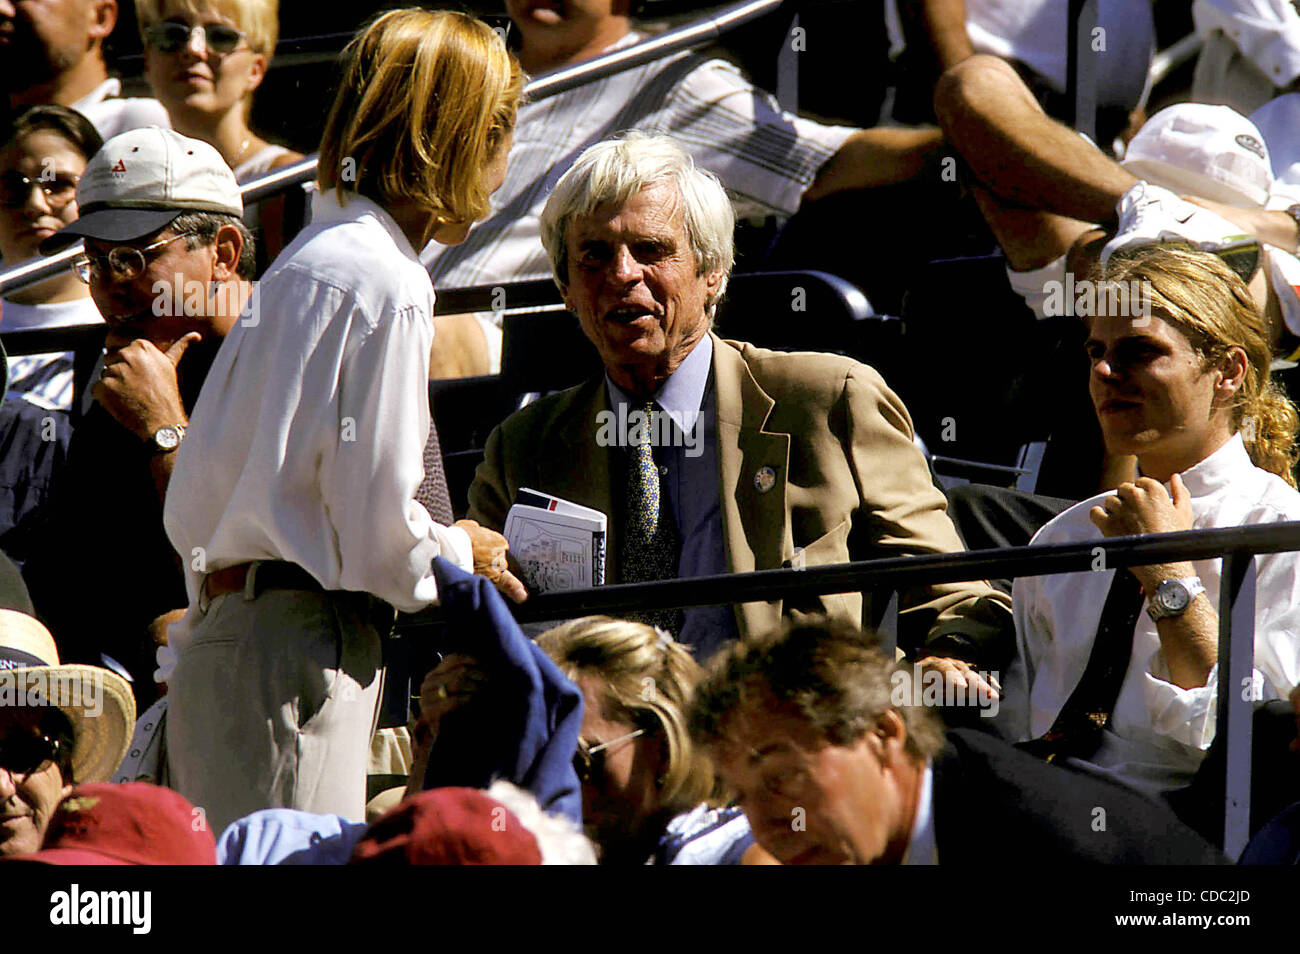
[468,334,1012,661]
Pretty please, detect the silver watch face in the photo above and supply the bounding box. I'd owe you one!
[154,426,182,451]
[1157,580,1191,613]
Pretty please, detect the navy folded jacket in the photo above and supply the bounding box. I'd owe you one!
[421,557,585,826]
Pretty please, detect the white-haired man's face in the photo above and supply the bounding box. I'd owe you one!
[561,179,723,397]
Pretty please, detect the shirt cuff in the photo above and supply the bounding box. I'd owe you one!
[432,522,474,573]
[1142,653,1272,752]
[1143,651,1219,750]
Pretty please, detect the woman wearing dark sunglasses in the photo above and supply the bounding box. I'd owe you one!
[136,0,303,271]
[418,616,761,865]
[136,0,303,181]
[0,106,105,415]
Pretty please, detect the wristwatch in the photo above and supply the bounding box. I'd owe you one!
[149,424,185,454]
[1145,577,1206,622]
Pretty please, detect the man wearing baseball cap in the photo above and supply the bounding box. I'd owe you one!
[23,125,254,706]
[0,608,135,857]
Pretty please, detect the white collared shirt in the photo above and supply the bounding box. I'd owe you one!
[70,78,171,142]
[160,190,471,681]
[1000,433,1300,796]
[902,764,937,865]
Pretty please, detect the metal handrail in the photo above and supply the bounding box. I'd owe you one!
[0,0,784,298]
[396,521,1300,628]
[396,519,1300,859]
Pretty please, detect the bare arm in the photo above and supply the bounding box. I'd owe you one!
[914,0,975,71]
[803,127,946,203]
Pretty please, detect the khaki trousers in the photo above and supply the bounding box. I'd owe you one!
[166,583,385,835]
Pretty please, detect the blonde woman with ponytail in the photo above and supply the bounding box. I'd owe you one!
[1003,244,1300,818]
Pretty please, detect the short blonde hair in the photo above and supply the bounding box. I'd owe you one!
[536,616,715,815]
[316,8,523,234]
[135,0,280,56]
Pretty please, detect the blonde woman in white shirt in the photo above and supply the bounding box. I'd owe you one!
[162,8,524,832]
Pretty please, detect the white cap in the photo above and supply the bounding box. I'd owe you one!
[41,126,242,252]
[1121,104,1274,209]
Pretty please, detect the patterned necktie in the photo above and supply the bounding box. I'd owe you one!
[620,401,680,632]
[415,416,455,526]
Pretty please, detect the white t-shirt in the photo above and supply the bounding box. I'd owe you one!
[233,144,291,183]
[0,296,102,411]
[70,78,171,141]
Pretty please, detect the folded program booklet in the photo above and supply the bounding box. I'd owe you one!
[504,488,607,593]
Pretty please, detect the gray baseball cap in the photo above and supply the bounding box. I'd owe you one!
[41,126,242,253]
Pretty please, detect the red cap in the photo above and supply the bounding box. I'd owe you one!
[350,787,542,865]
[18,783,216,865]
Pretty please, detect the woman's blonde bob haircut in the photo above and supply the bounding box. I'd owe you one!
[1101,245,1300,487]
[136,0,280,57]
[317,9,522,234]
[536,616,716,816]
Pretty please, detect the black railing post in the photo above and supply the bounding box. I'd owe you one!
[1217,551,1257,859]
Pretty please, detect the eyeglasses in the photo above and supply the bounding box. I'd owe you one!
[145,20,247,55]
[0,729,63,778]
[573,728,646,785]
[0,171,80,210]
[71,231,197,284]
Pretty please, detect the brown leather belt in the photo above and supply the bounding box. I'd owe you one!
[202,560,323,604]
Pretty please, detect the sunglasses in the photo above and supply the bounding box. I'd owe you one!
[573,728,645,785]
[0,729,63,778]
[145,20,247,54]
[71,231,197,284]
[0,171,80,210]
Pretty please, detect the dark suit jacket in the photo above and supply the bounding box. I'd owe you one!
[468,333,1012,661]
[933,729,1226,864]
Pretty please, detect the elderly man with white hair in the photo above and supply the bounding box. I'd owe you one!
[467,133,1012,672]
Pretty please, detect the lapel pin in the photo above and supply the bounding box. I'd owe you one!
[754,466,776,493]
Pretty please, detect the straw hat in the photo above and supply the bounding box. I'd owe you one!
[0,610,135,783]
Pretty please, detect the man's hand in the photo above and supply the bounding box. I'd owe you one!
[453,518,528,603]
[1089,474,1196,591]
[406,652,486,796]
[93,333,198,441]
[915,655,1001,702]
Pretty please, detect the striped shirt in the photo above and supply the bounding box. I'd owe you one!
[422,32,855,294]
[0,297,103,412]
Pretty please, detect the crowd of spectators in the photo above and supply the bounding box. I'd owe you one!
[0,0,1298,868]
